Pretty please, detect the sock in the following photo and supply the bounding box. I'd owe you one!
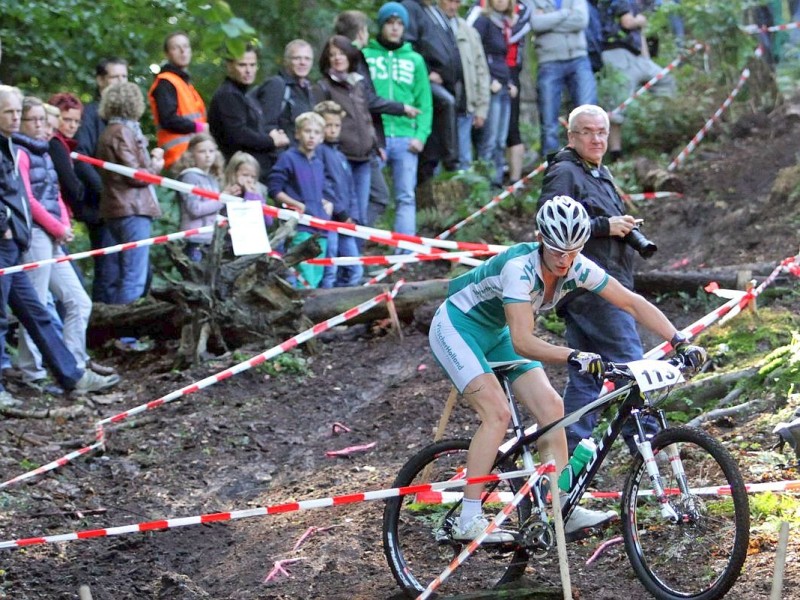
[459,498,482,525]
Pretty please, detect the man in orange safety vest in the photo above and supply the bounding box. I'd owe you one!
[147,31,208,170]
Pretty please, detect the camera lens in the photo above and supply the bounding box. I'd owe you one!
[624,227,657,259]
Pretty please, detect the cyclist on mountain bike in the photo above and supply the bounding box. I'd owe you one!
[429,195,706,542]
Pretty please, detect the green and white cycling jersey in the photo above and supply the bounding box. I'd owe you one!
[446,242,610,329]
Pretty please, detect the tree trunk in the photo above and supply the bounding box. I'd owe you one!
[633,261,787,293]
[89,219,324,365]
[300,279,449,324]
[634,157,684,193]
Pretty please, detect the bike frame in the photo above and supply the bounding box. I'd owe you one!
[493,369,663,524]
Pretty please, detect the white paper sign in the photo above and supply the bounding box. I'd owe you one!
[226,201,271,256]
[628,359,684,393]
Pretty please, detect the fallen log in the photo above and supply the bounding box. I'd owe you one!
[686,397,764,428]
[299,279,449,325]
[673,367,758,404]
[633,261,787,294]
[634,157,684,194]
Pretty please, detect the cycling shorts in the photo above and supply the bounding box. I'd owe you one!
[429,300,541,393]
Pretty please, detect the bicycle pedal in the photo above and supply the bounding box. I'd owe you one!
[564,522,615,543]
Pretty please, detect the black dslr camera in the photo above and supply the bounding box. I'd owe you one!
[623,223,657,259]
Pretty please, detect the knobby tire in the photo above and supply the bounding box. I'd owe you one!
[382,439,531,597]
[621,426,750,600]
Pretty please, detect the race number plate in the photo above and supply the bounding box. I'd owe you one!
[627,359,684,392]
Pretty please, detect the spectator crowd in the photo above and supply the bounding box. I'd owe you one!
[1,0,691,406]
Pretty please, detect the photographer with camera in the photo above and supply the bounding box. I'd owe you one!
[539,103,659,456]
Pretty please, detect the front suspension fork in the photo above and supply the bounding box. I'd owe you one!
[632,410,682,522]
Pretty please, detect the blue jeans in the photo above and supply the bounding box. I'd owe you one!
[106,215,152,304]
[90,223,118,303]
[0,239,82,391]
[477,87,510,186]
[561,292,657,456]
[321,230,364,288]
[367,154,390,227]
[349,159,371,226]
[384,136,419,236]
[537,56,598,156]
[457,113,475,170]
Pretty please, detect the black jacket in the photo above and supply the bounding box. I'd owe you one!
[0,134,32,251]
[539,147,635,292]
[208,77,276,181]
[72,100,104,225]
[250,70,313,142]
[402,0,464,93]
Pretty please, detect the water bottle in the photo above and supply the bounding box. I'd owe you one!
[558,438,597,492]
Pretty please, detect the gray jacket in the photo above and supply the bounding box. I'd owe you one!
[177,168,224,245]
[455,17,491,120]
[531,0,590,64]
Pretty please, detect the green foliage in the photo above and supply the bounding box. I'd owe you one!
[674,0,759,81]
[227,0,374,73]
[537,311,566,338]
[750,492,800,530]
[231,350,310,379]
[0,0,255,102]
[697,309,800,369]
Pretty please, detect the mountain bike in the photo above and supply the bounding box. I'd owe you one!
[383,356,750,599]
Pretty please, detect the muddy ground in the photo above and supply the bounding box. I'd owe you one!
[0,102,799,599]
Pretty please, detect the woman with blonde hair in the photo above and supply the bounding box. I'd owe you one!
[96,81,164,304]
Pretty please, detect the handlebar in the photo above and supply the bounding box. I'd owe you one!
[602,354,695,383]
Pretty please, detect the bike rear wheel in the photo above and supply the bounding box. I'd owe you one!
[621,426,750,600]
[383,439,531,597]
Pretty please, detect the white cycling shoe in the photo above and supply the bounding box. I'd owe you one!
[565,505,618,536]
[452,514,516,544]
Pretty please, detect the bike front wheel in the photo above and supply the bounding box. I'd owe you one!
[382,439,531,597]
[621,426,750,600]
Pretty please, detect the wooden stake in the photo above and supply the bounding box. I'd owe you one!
[770,521,790,600]
[745,278,758,316]
[543,454,572,600]
[385,292,403,340]
[420,387,459,484]
[434,386,458,442]
[78,585,93,600]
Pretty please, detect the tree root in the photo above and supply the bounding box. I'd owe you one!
[687,396,764,428]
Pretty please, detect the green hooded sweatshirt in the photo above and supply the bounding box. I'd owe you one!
[362,39,433,144]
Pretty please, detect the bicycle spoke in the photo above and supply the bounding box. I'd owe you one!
[383,440,531,596]
[622,427,749,600]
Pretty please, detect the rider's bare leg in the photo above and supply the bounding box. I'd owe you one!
[511,368,568,472]
[461,372,512,501]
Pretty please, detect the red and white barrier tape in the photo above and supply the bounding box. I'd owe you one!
[741,20,800,34]
[0,442,104,491]
[417,463,554,600]
[610,42,706,119]
[0,467,538,550]
[363,161,548,286]
[416,478,800,505]
[306,249,496,267]
[667,46,762,172]
[0,282,404,490]
[620,191,684,202]
[594,254,798,400]
[70,153,485,268]
[94,280,404,434]
[0,225,215,277]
